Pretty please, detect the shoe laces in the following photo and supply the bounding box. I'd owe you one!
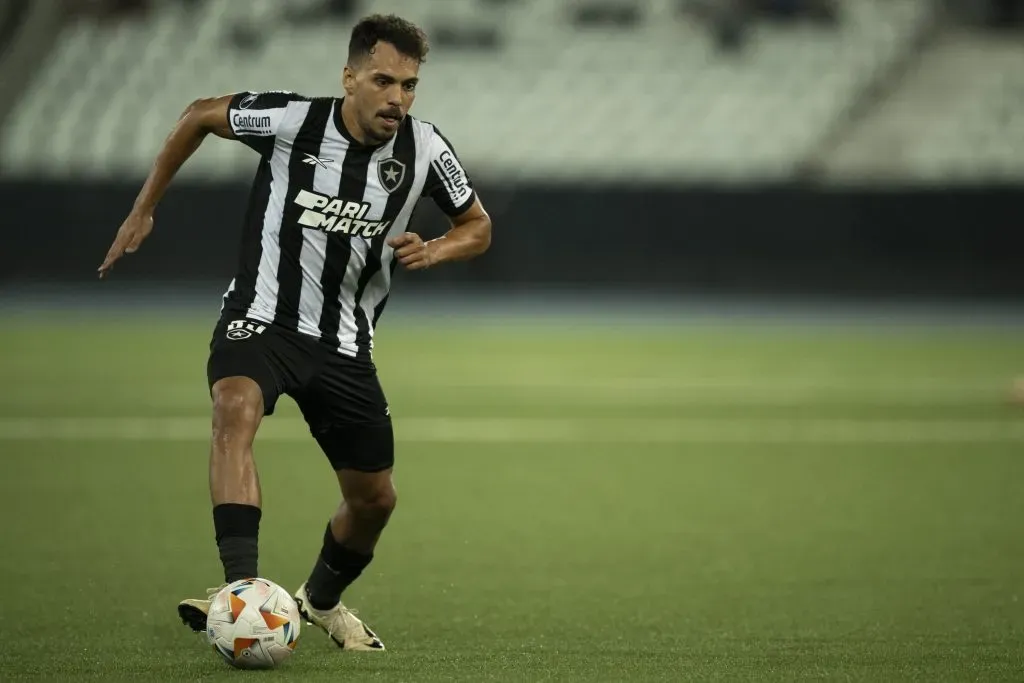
[324,604,358,641]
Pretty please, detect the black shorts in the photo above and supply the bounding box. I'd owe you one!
[206,315,393,472]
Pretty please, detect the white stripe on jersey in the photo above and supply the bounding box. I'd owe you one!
[246,100,313,324]
[335,141,397,355]
[336,239,368,355]
[295,110,346,338]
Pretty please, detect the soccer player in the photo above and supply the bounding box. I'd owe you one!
[97,14,491,651]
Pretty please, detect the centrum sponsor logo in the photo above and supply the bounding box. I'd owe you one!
[434,150,469,200]
[233,113,272,133]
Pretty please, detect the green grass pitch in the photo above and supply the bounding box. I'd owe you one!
[1,311,1023,681]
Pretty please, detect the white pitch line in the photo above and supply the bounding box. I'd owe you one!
[0,377,1014,409]
[0,417,1023,444]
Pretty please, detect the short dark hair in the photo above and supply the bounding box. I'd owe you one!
[348,14,429,66]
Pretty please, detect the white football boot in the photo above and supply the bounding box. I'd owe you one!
[294,582,385,651]
[177,583,227,632]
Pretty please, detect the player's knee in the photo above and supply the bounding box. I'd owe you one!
[211,380,263,431]
[348,484,397,525]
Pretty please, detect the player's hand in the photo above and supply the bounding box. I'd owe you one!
[387,232,436,271]
[98,210,154,279]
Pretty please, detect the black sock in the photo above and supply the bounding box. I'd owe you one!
[213,503,262,583]
[305,523,373,610]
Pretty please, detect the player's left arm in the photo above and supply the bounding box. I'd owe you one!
[388,126,491,270]
[388,197,491,271]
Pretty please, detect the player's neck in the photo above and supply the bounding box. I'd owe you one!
[338,98,373,146]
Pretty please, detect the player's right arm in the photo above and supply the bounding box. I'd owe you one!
[97,92,292,278]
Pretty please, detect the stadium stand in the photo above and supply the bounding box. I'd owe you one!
[1,0,1020,183]
[0,0,942,182]
[826,30,1024,182]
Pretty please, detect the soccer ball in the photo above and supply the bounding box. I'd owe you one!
[206,578,301,669]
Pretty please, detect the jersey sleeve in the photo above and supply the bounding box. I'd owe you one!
[226,91,299,157]
[421,125,476,217]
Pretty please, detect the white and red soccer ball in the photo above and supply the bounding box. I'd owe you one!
[206,578,301,669]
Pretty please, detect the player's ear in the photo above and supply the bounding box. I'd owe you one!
[342,65,357,96]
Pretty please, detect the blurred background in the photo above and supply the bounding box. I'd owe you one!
[0,0,1022,306]
[3,4,1024,680]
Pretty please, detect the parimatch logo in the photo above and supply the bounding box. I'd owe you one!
[293,189,390,238]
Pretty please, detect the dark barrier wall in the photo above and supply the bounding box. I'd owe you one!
[2,179,1022,301]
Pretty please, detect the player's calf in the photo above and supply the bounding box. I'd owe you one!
[302,478,397,612]
[210,378,264,507]
[336,476,398,552]
[210,377,265,583]
[178,378,266,632]
[294,484,393,651]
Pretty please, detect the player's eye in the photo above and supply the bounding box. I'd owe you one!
[403,82,417,92]
[375,77,389,87]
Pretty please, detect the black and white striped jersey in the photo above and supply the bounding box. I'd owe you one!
[220,90,476,357]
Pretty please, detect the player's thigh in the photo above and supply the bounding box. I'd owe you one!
[295,356,394,473]
[207,316,293,416]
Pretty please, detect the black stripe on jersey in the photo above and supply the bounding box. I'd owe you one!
[428,159,458,206]
[352,119,418,356]
[317,141,373,344]
[225,159,274,313]
[372,294,390,329]
[370,258,401,328]
[231,91,296,109]
[273,98,334,331]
